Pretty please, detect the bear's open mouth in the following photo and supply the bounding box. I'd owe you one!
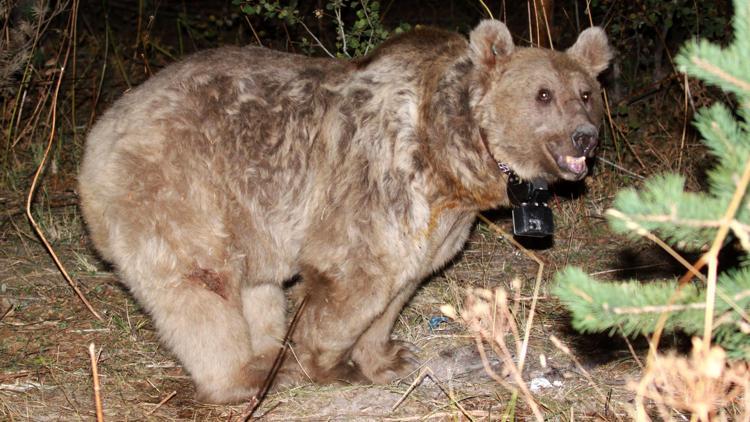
[547,146,589,180]
[557,155,587,175]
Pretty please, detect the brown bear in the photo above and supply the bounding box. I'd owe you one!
[78,20,611,404]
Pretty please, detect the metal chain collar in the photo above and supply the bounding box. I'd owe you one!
[497,162,521,184]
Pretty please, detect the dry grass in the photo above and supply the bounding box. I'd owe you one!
[631,338,749,421]
[1,207,647,421]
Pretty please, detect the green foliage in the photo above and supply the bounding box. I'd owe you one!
[590,0,729,82]
[233,0,409,57]
[592,0,727,42]
[554,268,750,359]
[554,0,750,360]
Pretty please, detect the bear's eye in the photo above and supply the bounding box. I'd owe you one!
[581,91,592,103]
[537,88,552,103]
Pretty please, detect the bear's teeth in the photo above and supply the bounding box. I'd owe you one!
[565,156,586,173]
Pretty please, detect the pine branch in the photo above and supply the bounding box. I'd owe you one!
[554,0,750,363]
[553,267,750,359]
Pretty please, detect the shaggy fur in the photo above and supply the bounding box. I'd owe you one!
[78,20,612,403]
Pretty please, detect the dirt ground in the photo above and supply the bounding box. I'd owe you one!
[1,172,681,420]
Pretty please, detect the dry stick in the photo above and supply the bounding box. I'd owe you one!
[477,0,494,19]
[0,304,14,322]
[607,210,706,284]
[607,209,704,361]
[88,343,104,422]
[474,334,544,421]
[390,369,426,412]
[617,161,750,409]
[677,73,690,171]
[5,0,45,148]
[539,0,554,49]
[358,0,377,55]
[700,156,750,350]
[383,410,491,421]
[549,335,608,403]
[242,295,309,421]
[527,1,533,46]
[89,23,109,129]
[678,61,750,287]
[619,329,645,371]
[134,0,144,56]
[297,20,334,59]
[333,5,349,57]
[477,214,542,375]
[24,9,102,321]
[531,0,540,47]
[70,0,79,143]
[476,215,545,420]
[591,4,633,176]
[145,390,176,416]
[244,16,264,47]
[391,367,476,421]
[601,87,624,160]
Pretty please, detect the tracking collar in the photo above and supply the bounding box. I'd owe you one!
[497,163,554,238]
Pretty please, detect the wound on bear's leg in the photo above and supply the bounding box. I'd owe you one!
[187,267,228,299]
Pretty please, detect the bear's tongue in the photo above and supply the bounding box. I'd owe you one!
[559,155,586,175]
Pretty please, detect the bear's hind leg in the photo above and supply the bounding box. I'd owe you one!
[125,267,269,404]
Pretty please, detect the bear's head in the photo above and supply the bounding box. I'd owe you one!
[468,20,613,182]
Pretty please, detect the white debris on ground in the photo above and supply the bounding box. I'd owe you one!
[529,377,563,393]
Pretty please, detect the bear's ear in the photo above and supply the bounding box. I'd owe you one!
[566,27,613,77]
[469,20,515,70]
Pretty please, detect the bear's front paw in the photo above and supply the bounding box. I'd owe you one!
[359,340,421,384]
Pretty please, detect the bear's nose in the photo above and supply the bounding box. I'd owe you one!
[572,124,599,157]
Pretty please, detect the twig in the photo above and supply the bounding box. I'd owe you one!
[333,4,349,57]
[619,329,644,371]
[677,73,690,171]
[0,304,14,322]
[88,343,104,422]
[606,208,704,361]
[531,0,540,46]
[243,16,263,47]
[359,0,376,55]
[700,152,750,350]
[606,209,705,283]
[597,157,645,179]
[589,263,667,276]
[4,191,79,217]
[549,335,608,403]
[474,334,544,421]
[477,214,542,374]
[527,1,533,46]
[24,6,103,321]
[390,367,476,421]
[298,20,334,58]
[383,410,491,421]
[390,367,426,412]
[477,0,494,19]
[241,295,309,421]
[145,390,176,415]
[539,0,554,48]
